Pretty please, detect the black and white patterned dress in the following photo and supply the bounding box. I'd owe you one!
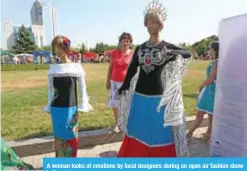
[117,41,191,157]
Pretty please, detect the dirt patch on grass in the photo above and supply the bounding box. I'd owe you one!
[185,70,204,78]
[2,77,47,91]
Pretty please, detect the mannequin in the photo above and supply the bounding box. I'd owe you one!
[117,0,191,157]
[44,35,92,157]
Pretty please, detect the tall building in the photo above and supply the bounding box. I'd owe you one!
[30,0,59,45]
[30,24,45,47]
[3,21,15,50]
[85,40,90,51]
[3,21,45,50]
[3,0,59,50]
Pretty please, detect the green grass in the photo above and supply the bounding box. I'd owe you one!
[1,61,209,141]
[1,64,50,71]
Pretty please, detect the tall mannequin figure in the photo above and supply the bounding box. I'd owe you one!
[44,36,92,157]
[117,0,192,157]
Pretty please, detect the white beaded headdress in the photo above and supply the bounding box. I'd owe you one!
[143,0,167,22]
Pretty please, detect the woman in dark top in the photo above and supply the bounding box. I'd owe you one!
[117,0,191,157]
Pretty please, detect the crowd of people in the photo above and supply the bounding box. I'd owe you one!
[1,0,246,170]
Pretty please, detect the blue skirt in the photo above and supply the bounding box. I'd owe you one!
[197,83,216,115]
[127,92,174,147]
[50,106,78,140]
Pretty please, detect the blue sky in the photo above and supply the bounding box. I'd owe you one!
[1,0,247,48]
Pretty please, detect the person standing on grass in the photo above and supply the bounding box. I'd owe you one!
[43,35,93,157]
[116,0,191,157]
[187,41,219,142]
[106,32,134,132]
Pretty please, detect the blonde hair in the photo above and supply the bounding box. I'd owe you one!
[144,12,164,30]
[52,35,70,55]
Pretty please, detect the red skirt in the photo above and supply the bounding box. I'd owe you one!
[118,136,177,157]
[55,137,78,157]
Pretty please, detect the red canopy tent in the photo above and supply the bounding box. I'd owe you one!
[82,52,97,59]
[67,51,80,59]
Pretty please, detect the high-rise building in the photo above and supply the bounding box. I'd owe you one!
[3,21,15,50]
[30,24,45,47]
[85,40,90,51]
[30,0,59,45]
[3,21,45,50]
[3,0,59,50]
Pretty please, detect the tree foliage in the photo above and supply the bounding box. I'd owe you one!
[79,43,87,54]
[90,42,118,54]
[192,35,218,57]
[12,25,37,54]
[10,29,218,59]
[178,42,192,51]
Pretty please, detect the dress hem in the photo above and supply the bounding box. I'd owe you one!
[196,107,213,115]
[127,134,174,147]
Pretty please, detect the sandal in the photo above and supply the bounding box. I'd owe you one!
[113,126,120,133]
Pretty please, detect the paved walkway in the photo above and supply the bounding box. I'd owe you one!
[21,127,209,170]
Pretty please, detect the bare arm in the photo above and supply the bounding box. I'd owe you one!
[200,62,217,88]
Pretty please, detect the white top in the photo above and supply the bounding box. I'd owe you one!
[44,63,93,113]
[48,63,85,77]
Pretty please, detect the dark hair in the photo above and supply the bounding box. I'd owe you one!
[118,32,133,44]
[211,41,219,59]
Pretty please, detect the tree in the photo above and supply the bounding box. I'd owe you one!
[90,42,118,54]
[95,42,105,54]
[12,25,37,54]
[70,47,80,52]
[43,46,52,51]
[79,43,87,54]
[192,35,219,58]
[178,42,192,51]
[197,40,208,56]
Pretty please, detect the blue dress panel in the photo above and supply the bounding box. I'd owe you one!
[197,60,218,114]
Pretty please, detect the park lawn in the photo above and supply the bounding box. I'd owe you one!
[1,61,209,141]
